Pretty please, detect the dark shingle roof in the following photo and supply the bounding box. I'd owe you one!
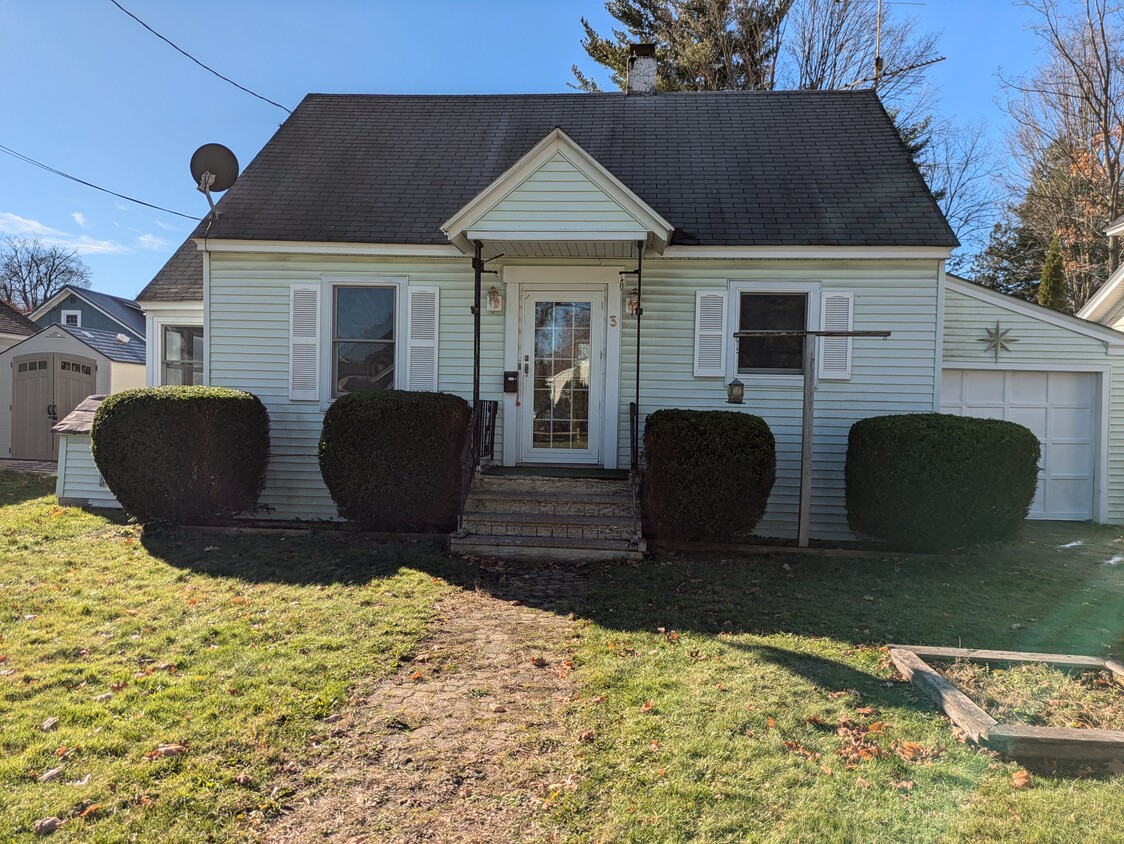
[0,301,38,337]
[58,326,146,364]
[137,240,203,303]
[140,90,957,302]
[74,287,146,337]
[53,394,106,436]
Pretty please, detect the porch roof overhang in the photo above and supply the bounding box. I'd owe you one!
[440,127,674,258]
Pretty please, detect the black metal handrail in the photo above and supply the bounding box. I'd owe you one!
[629,401,640,477]
[457,399,498,530]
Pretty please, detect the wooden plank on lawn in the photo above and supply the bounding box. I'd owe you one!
[987,725,1124,761]
[889,648,998,743]
[888,645,1106,671]
[1104,658,1124,687]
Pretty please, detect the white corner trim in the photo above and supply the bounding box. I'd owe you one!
[1076,261,1124,322]
[662,245,954,260]
[440,128,673,253]
[947,275,1124,347]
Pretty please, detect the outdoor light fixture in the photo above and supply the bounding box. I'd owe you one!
[626,287,641,317]
[486,285,503,313]
[726,379,744,404]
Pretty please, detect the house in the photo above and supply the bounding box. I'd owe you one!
[0,301,38,354]
[55,49,1124,553]
[30,285,146,341]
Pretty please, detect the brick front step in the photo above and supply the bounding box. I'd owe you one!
[453,473,644,563]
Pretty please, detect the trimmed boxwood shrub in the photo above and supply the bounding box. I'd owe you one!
[318,390,471,532]
[845,413,1040,551]
[91,386,270,524]
[642,409,776,541]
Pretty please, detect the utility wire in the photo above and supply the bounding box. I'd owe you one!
[108,0,293,115]
[0,143,201,221]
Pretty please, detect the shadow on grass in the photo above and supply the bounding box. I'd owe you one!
[0,470,56,507]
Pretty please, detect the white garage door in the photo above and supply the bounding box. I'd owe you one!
[941,369,1098,521]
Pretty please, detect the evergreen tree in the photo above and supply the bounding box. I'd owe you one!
[1037,234,1067,313]
[969,218,1047,302]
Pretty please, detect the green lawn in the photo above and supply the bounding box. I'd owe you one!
[3,469,1123,843]
[554,525,1124,844]
[0,472,453,843]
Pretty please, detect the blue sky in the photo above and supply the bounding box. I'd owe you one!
[0,1,1043,301]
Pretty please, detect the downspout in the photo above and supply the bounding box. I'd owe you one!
[634,240,643,411]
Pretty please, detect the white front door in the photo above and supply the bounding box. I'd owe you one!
[519,291,604,464]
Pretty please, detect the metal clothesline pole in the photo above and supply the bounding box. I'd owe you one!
[732,329,891,547]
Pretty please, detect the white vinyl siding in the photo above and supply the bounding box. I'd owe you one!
[209,254,503,520]
[693,290,726,377]
[621,259,942,541]
[56,434,119,509]
[472,152,644,235]
[819,292,853,379]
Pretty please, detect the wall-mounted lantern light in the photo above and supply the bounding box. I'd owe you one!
[626,287,641,317]
[726,378,744,404]
[486,285,503,313]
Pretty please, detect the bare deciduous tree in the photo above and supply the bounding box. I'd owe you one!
[1000,0,1124,306]
[0,235,92,313]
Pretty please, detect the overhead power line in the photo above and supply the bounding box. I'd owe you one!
[0,143,201,221]
[108,0,293,115]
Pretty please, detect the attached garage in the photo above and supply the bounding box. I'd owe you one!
[941,368,1099,520]
[943,276,1124,524]
[0,325,145,461]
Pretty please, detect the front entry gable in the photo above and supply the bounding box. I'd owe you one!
[441,128,673,255]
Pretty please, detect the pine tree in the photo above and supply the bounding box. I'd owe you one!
[1037,234,1067,313]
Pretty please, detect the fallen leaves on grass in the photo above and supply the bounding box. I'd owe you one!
[640,700,655,713]
[233,773,253,787]
[38,766,63,783]
[836,720,887,764]
[143,743,187,760]
[77,804,100,819]
[782,740,820,762]
[578,730,596,743]
[529,656,549,668]
[893,740,945,763]
[1012,769,1032,789]
[33,816,64,835]
[489,703,507,713]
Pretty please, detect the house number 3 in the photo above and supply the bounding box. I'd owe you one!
[610,315,618,327]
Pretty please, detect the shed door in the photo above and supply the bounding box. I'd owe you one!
[941,369,1097,520]
[11,354,97,460]
[12,357,53,460]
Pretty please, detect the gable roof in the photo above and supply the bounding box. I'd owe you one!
[58,325,147,364]
[0,300,38,338]
[31,285,146,338]
[1076,261,1124,325]
[947,274,1124,346]
[441,127,675,253]
[140,89,957,302]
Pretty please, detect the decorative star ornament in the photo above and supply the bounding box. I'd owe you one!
[977,320,1019,362]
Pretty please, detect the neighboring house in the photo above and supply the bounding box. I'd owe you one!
[57,54,1124,546]
[30,285,146,341]
[0,301,38,354]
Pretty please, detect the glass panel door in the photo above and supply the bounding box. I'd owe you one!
[521,292,602,464]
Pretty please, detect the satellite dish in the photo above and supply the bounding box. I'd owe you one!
[190,143,238,218]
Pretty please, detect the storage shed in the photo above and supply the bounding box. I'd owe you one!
[0,324,145,460]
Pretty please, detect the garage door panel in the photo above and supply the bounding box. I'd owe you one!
[941,368,1097,521]
[1007,406,1047,438]
[1009,371,1049,404]
[1047,443,1093,477]
[1049,372,1095,404]
[1048,406,1095,440]
[963,371,1006,402]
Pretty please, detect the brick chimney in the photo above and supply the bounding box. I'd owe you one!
[627,43,657,95]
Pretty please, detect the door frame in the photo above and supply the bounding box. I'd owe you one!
[501,266,623,469]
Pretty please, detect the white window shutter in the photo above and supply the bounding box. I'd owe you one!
[407,286,439,392]
[818,292,853,380]
[289,284,320,401]
[694,290,727,377]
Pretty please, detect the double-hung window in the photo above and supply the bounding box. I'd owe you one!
[331,285,397,395]
[736,292,808,375]
[162,325,204,385]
